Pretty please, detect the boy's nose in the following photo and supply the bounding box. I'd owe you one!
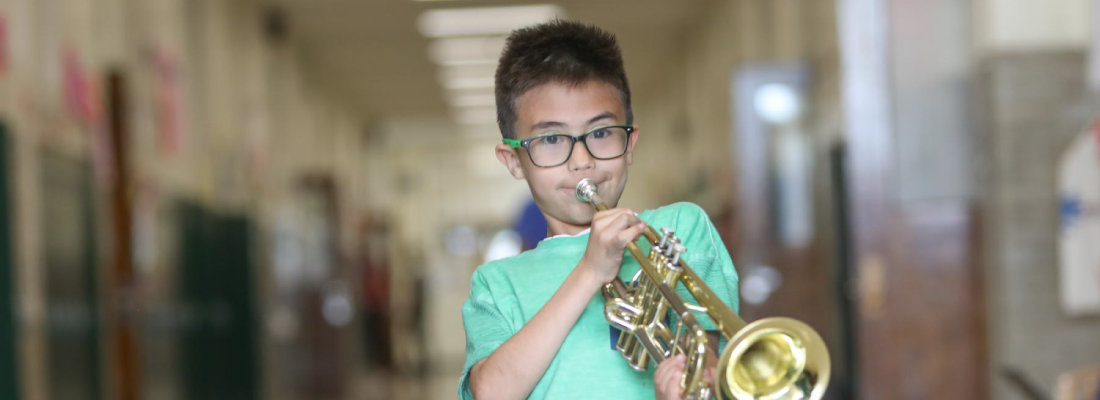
[567,141,594,171]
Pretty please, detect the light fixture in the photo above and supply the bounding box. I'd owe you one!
[417,5,565,38]
[753,83,803,124]
[428,36,507,66]
[438,63,497,95]
[437,62,497,84]
[460,124,501,138]
[441,77,494,90]
[453,106,497,125]
[741,265,783,305]
[448,92,496,108]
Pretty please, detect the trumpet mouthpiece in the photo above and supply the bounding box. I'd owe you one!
[575,179,599,203]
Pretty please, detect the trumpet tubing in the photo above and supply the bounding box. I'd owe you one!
[575,178,830,400]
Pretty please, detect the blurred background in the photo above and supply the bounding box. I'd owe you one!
[0,0,1098,399]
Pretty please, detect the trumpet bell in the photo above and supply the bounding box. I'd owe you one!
[716,318,830,400]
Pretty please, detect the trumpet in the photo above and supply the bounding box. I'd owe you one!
[575,178,830,400]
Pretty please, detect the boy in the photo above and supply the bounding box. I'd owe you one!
[460,20,740,400]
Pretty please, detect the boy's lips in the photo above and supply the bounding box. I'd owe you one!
[560,187,582,199]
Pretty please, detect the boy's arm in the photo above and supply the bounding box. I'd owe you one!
[468,207,647,400]
[468,262,604,400]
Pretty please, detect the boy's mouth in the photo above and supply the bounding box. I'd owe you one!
[560,187,582,198]
[562,180,604,199]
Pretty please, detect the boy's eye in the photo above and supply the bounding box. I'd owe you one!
[541,135,563,145]
[590,128,610,139]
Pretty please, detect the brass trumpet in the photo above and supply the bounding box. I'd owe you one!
[575,178,830,400]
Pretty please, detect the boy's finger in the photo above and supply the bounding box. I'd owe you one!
[654,356,677,391]
[590,210,611,228]
[654,357,670,382]
[616,222,647,245]
[597,214,634,243]
[609,212,643,234]
[656,369,671,397]
[591,208,632,230]
[663,363,685,400]
[656,355,684,384]
[614,213,638,231]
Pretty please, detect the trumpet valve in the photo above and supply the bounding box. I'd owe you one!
[659,227,674,249]
[669,243,687,268]
[628,344,650,371]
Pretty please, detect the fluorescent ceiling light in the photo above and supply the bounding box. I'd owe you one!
[428,36,507,66]
[448,92,496,108]
[437,63,497,85]
[447,87,496,107]
[417,5,565,38]
[442,76,495,90]
[448,87,495,97]
[437,56,497,91]
[460,123,501,138]
[453,107,498,125]
[440,59,498,67]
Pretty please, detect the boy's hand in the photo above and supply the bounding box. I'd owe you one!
[579,207,647,285]
[655,354,717,400]
[655,354,686,400]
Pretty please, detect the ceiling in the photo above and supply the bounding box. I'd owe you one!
[266,0,711,120]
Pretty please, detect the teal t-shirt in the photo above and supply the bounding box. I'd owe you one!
[458,202,740,400]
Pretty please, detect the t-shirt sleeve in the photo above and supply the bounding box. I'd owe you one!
[672,203,740,332]
[457,269,513,400]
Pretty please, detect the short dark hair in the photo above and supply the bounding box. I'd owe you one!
[495,20,633,139]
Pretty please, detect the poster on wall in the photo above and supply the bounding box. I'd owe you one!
[1058,118,1100,316]
[150,48,183,157]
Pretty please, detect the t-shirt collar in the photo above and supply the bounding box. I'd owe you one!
[541,211,639,243]
[543,227,591,242]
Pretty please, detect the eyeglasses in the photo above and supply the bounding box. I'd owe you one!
[503,125,634,168]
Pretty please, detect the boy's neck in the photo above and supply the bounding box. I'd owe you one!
[545,218,591,237]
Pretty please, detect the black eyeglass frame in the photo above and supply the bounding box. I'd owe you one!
[502,125,635,168]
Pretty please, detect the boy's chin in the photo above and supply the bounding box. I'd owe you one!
[556,205,596,226]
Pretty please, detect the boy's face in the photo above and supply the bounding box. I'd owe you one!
[495,80,640,235]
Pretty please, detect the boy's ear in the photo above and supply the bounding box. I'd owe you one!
[496,144,526,180]
[625,126,640,166]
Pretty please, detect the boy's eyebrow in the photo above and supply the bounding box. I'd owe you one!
[528,111,620,133]
[585,111,618,126]
[529,120,568,132]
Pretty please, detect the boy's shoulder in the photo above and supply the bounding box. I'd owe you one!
[641,202,723,258]
[640,201,709,227]
[473,248,535,276]
[469,242,561,283]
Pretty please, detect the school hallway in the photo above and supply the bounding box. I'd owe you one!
[0,0,1098,399]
